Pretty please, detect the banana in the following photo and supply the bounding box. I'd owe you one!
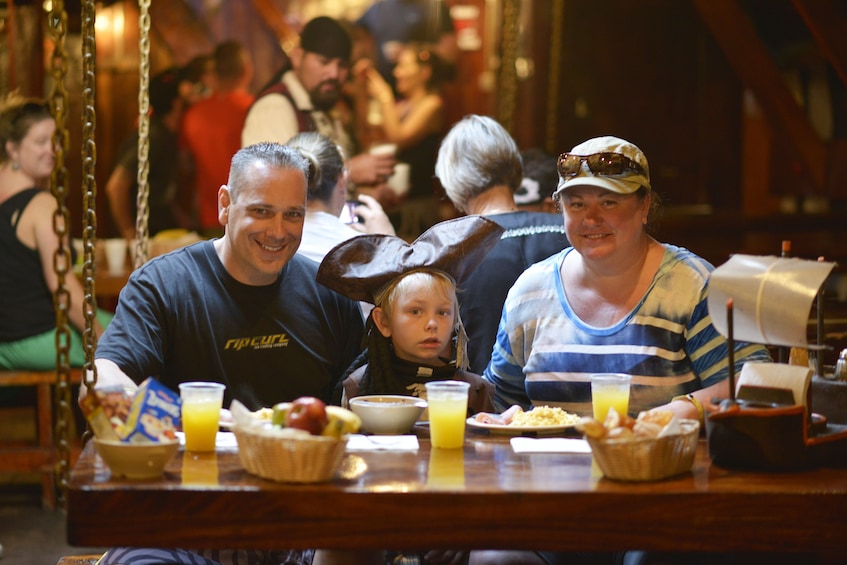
[322,405,362,438]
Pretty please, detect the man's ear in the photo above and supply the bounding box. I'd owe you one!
[372,307,392,338]
[217,185,231,225]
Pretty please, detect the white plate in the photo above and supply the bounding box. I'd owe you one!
[465,417,575,437]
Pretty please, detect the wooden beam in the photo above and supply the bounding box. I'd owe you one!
[692,0,827,190]
[792,0,847,89]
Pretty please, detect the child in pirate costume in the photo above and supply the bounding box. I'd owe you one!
[317,215,504,415]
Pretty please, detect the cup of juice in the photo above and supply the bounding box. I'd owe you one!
[590,373,631,421]
[178,382,226,452]
[424,381,470,449]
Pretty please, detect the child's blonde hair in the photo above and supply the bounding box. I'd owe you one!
[375,270,458,319]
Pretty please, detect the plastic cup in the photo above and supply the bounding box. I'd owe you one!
[104,238,127,274]
[386,162,410,196]
[369,143,397,157]
[179,382,226,452]
[591,373,631,420]
[425,381,469,449]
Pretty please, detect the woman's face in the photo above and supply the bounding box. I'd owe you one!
[393,49,426,96]
[9,118,56,182]
[559,185,650,262]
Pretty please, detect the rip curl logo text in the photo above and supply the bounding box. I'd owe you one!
[225,334,290,351]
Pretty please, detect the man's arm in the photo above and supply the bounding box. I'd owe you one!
[79,359,139,404]
[105,165,137,240]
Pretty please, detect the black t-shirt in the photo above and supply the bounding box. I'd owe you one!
[96,240,364,408]
[460,212,568,374]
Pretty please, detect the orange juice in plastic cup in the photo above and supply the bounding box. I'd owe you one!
[425,381,470,449]
[590,373,631,420]
[179,382,225,452]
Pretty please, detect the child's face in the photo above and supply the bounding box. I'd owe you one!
[375,276,455,366]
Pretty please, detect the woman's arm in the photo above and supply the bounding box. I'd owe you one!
[367,70,444,150]
[29,192,104,338]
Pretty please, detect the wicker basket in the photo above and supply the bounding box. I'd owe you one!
[587,419,700,481]
[233,425,347,483]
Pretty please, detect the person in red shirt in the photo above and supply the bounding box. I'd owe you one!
[181,40,254,237]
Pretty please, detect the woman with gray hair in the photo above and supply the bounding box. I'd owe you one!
[434,114,567,374]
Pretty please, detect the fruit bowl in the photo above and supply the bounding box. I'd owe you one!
[93,438,179,479]
[348,395,427,435]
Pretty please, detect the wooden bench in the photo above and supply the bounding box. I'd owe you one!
[0,368,83,509]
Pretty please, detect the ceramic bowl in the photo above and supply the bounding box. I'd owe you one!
[93,438,180,479]
[348,395,427,435]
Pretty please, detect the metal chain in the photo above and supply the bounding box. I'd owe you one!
[496,0,520,133]
[46,0,72,507]
[80,0,99,399]
[134,0,152,268]
[545,0,564,154]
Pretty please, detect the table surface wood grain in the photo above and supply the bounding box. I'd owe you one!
[67,428,847,552]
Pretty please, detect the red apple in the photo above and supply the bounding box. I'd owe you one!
[286,397,328,435]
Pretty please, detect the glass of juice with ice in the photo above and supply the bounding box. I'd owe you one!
[178,382,226,452]
[425,381,470,449]
[590,373,631,421]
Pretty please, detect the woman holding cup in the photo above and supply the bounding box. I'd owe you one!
[484,136,770,424]
[356,43,453,239]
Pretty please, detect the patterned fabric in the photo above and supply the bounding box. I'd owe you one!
[98,547,314,565]
[484,244,771,414]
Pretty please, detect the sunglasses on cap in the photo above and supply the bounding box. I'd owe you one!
[557,152,646,179]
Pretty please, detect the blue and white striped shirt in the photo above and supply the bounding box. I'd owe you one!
[484,244,770,415]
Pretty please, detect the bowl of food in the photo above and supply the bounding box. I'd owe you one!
[93,438,180,479]
[348,395,427,435]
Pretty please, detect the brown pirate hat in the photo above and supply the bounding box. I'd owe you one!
[316,215,505,304]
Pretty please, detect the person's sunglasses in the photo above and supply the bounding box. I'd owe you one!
[557,152,646,179]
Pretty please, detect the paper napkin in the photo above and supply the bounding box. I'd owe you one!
[346,434,420,451]
[510,437,591,454]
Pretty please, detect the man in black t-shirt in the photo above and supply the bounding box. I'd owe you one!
[86,142,364,411]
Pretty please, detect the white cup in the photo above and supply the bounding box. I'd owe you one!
[387,162,411,196]
[104,238,127,275]
[369,143,397,157]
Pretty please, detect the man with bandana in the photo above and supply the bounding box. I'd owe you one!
[242,16,395,188]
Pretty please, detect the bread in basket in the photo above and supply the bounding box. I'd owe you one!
[587,418,700,481]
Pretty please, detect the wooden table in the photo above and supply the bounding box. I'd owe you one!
[67,429,847,553]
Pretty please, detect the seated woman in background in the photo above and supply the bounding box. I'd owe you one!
[287,131,395,264]
[357,42,453,239]
[0,96,111,370]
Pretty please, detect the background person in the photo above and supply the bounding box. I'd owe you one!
[286,131,395,264]
[105,68,191,240]
[0,96,109,370]
[514,147,559,214]
[181,40,255,238]
[434,115,567,375]
[242,16,394,189]
[358,42,453,239]
[356,0,457,91]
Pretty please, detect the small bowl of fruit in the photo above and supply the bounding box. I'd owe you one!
[348,395,427,435]
[231,397,361,483]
